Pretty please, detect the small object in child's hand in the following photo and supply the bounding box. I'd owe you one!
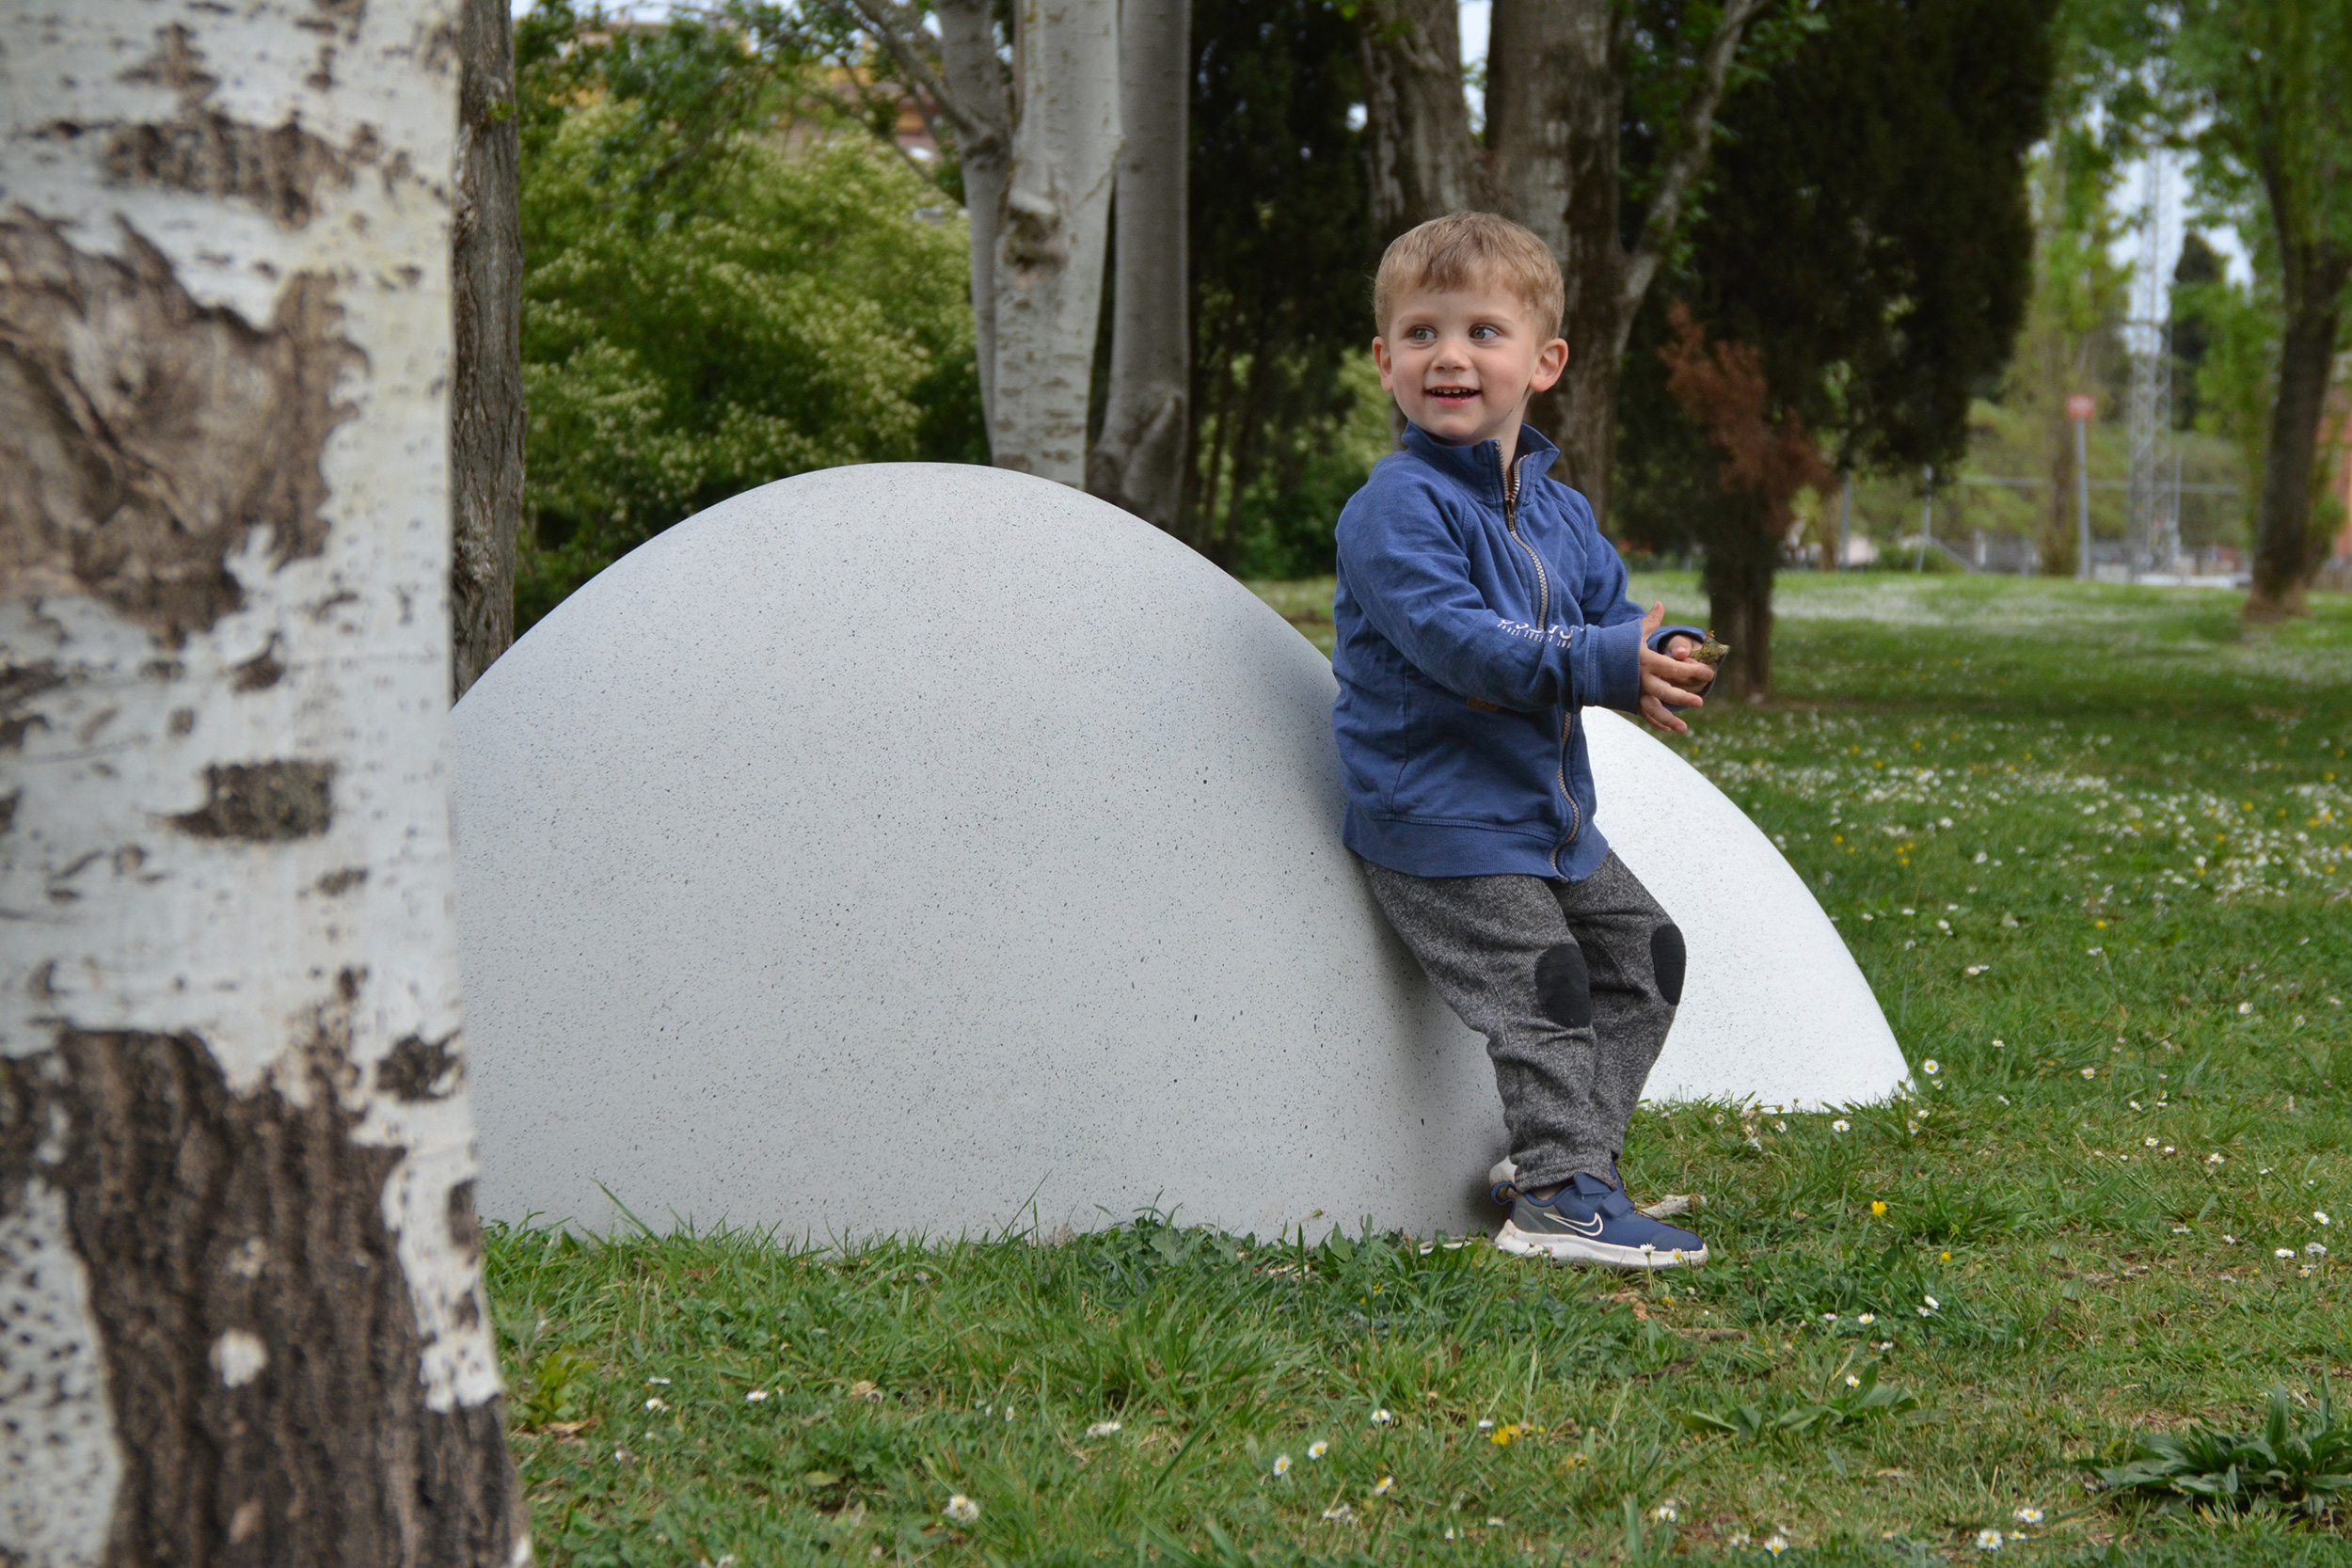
[1692,631,1730,667]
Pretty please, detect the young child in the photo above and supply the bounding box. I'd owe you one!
[1332,212,1718,1269]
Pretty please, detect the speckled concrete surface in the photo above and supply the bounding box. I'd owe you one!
[453,464,1904,1242]
[1583,708,1911,1110]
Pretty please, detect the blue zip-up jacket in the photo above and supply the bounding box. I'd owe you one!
[1332,422,1703,881]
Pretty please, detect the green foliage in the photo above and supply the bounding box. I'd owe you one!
[1184,0,1378,578]
[488,576,2352,1562]
[1617,0,2060,572]
[1679,1361,1928,1443]
[513,1345,597,1429]
[2176,272,2283,538]
[2097,1385,2352,1520]
[513,2,982,627]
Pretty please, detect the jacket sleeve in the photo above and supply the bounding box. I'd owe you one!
[1336,481,1646,714]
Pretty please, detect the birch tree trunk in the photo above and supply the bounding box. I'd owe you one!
[1087,0,1190,529]
[451,0,525,698]
[990,0,1121,483]
[928,0,1014,433]
[0,2,526,1562]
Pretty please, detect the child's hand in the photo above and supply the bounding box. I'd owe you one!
[1637,601,1712,735]
[1661,632,1701,661]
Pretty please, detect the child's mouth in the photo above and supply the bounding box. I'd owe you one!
[1427,386,1479,405]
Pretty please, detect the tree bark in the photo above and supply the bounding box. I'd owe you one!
[1087,0,1189,529]
[1486,2,1574,261]
[925,0,1014,434]
[2039,397,2079,578]
[1702,518,1777,700]
[451,0,525,698]
[0,4,525,1563]
[986,0,1121,484]
[2245,241,2348,621]
[1358,0,1477,245]
[1493,0,1620,512]
[1493,0,1765,527]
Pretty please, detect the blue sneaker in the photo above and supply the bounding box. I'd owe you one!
[1494,1172,1708,1269]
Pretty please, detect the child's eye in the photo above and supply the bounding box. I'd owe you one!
[1408,326,1435,341]
[1470,324,1499,341]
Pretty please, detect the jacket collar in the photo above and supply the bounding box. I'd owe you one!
[1400,420,1561,506]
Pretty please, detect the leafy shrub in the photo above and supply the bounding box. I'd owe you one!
[515,4,982,627]
[1679,1361,1930,1443]
[2095,1385,2352,1520]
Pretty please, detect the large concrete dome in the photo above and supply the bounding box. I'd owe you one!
[452,464,1905,1242]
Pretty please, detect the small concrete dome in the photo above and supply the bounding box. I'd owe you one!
[453,464,1905,1242]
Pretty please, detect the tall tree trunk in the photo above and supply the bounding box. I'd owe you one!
[930,0,1014,434]
[1486,2,1573,258]
[451,0,525,697]
[1088,0,1189,529]
[2040,395,2079,578]
[0,4,525,1562]
[2245,241,2349,621]
[1357,0,1476,245]
[1493,0,1622,515]
[1702,516,1777,700]
[989,0,1121,483]
[1490,0,1765,527]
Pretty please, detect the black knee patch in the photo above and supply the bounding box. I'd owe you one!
[1651,924,1687,1006]
[1535,942,1593,1029]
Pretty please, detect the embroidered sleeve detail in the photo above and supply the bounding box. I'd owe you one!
[1496,620,1574,649]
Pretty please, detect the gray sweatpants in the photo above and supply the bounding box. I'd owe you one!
[1363,853,1684,1191]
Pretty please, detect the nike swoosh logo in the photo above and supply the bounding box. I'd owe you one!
[1561,1213,1603,1237]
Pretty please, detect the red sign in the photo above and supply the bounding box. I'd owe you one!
[2066,394,2096,421]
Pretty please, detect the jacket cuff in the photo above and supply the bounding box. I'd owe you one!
[1649,622,1716,692]
[1572,616,1646,712]
[1648,623,1707,654]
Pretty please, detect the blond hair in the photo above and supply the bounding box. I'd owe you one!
[1374,212,1565,340]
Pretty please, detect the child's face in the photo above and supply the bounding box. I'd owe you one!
[1373,282,1568,451]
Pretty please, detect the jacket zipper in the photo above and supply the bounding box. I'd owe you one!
[1499,448,1547,628]
[1496,445,1581,859]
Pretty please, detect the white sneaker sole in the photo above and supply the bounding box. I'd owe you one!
[1493,1220,1708,1270]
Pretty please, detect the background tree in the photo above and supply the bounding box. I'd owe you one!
[859,0,1120,485]
[1359,0,1784,525]
[514,2,981,625]
[2013,135,2130,577]
[1499,0,1780,525]
[0,1,523,1559]
[2173,0,2350,620]
[1088,0,1192,528]
[1184,0,1383,574]
[452,0,527,695]
[1656,305,1833,693]
[1616,0,2057,695]
[2175,251,2286,548]
[2070,0,2351,616]
[2170,230,2224,428]
[1356,0,1477,241]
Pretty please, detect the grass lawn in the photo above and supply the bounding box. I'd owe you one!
[487,574,2352,1566]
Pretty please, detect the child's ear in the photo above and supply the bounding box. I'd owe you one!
[1530,336,1570,393]
[1371,335,1395,390]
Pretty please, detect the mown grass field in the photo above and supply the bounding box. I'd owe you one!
[487,574,2352,1566]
